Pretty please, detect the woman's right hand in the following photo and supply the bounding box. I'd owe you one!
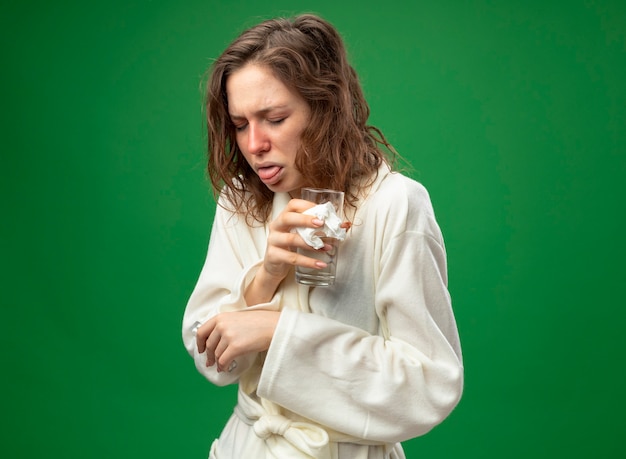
[264,198,329,278]
[244,198,327,305]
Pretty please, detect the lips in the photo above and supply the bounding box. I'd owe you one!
[257,165,283,184]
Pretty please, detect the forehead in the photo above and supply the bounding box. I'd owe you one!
[225,64,302,115]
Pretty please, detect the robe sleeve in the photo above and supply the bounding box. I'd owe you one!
[182,199,282,386]
[257,183,463,443]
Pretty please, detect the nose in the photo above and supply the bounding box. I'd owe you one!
[247,123,269,155]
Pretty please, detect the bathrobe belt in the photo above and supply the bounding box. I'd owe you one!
[234,390,390,459]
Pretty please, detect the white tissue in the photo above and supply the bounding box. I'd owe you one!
[294,202,347,249]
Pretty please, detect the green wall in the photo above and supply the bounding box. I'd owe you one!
[2,0,625,457]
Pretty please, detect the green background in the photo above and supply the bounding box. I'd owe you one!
[2,0,625,457]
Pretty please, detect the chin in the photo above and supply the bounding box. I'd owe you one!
[268,178,303,196]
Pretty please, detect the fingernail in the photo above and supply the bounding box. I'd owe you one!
[312,218,324,226]
[315,261,327,268]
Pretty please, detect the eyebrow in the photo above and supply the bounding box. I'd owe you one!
[229,105,289,120]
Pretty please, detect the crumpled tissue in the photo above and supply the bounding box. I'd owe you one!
[294,202,347,249]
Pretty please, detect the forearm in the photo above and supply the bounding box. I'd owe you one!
[258,308,463,442]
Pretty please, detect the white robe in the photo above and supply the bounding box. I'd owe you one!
[182,165,464,458]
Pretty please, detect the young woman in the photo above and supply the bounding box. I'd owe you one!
[182,14,463,459]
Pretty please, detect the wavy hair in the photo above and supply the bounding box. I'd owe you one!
[205,14,395,223]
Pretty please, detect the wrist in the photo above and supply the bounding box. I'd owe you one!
[244,265,284,306]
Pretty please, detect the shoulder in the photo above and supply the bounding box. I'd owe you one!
[370,170,435,218]
[382,170,431,198]
[214,187,253,230]
[361,169,442,241]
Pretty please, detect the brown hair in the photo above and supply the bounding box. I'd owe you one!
[205,14,395,223]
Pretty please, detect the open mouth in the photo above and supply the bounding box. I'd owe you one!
[257,165,283,184]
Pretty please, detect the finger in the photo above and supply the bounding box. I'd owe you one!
[271,200,324,229]
[213,337,229,369]
[267,230,317,252]
[204,328,224,367]
[285,198,317,212]
[271,214,322,235]
[216,344,240,373]
[283,245,329,269]
[269,226,334,263]
[196,318,216,354]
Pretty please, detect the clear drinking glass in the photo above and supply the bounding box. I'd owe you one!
[295,188,344,286]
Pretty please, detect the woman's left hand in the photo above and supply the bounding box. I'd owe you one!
[196,310,280,372]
